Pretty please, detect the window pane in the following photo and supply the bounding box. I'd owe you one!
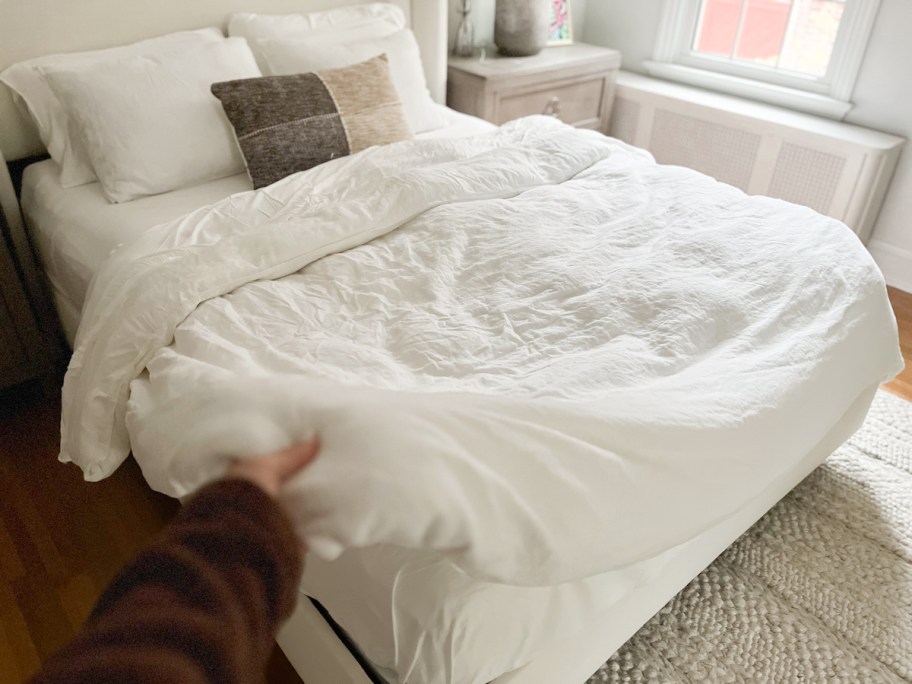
[693,0,741,57]
[778,0,845,76]
[734,0,791,66]
[692,0,845,77]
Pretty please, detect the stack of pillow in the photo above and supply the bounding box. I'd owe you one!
[0,3,446,203]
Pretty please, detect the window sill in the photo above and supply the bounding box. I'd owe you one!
[642,61,853,120]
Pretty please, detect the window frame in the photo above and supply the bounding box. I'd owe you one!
[644,0,882,118]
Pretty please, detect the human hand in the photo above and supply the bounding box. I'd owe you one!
[225,438,320,499]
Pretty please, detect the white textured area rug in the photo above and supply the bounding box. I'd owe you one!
[588,389,912,683]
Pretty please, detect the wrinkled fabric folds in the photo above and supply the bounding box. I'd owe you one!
[62,117,901,588]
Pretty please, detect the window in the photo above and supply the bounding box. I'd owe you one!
[694,0,843,77]
[645,0,882,118]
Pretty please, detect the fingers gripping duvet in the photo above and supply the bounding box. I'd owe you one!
[61,116,901,587]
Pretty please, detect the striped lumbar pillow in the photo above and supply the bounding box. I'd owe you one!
[211,54,412,189]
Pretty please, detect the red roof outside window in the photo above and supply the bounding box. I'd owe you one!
[693,0,845,76]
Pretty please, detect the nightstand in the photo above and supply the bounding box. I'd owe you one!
[0,152,52,390]
[447,43,621,132]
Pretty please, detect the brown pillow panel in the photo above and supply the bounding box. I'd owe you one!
[212,54,412,189]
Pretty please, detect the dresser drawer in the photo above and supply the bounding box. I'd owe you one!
[448,44,621,134]
[496,76,606,127]
[0,289,29,376]
[0,189,51,389]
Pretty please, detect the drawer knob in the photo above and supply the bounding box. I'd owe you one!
[542,96,561,118]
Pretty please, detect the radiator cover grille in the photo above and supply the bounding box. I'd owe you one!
[609,73,904,243]
[649,110,761,190]
[768,143,846,215]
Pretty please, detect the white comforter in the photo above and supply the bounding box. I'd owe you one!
[62,117,900,590]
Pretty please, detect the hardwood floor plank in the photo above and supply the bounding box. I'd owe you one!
[0,460,67,582]
[0,622,29,684]
[884,286,912,402]
[0,519,24,582]
[56,573,97,633]
[11,571,74,663]
[0,581,41,682]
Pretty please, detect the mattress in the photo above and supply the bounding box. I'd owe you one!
[21,104,495,344]
[23,168,250,341]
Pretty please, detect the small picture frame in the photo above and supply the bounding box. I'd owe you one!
[548,0,573,46]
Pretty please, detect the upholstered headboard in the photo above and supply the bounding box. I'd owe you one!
[0,0,447,161]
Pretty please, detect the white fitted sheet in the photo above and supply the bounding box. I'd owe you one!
[23,167,251,314]
[21,104,495,343]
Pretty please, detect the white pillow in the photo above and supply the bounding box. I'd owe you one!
[228,3,405,43]
[41,38,261,204]
[0,28,223,188]
[253,29,448,134]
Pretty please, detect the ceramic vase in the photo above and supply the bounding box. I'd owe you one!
[494,0,550,57]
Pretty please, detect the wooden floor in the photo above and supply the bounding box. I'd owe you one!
[1,287,911,684]
[886,287,912,400]
[0,395,302,682]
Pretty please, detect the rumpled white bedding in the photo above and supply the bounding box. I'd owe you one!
[62,117,901,590]
[21,103,490,324]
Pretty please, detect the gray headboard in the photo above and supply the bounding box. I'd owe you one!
[0,0,447,161]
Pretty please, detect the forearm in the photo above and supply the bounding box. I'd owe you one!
[31,479,303,684]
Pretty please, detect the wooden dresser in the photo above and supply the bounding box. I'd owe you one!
[447,43,621,133]
[0,154,52,391]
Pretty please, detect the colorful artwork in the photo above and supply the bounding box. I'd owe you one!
[548,0,572,45]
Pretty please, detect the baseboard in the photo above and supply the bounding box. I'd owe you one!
[868,239,912,294]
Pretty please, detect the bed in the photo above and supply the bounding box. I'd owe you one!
[0,2,903,684]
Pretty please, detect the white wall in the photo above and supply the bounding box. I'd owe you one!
[581,0,664,70]
[845,0,912,293]
[579,0,912,293]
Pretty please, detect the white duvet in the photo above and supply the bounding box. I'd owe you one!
[63,116,900,590]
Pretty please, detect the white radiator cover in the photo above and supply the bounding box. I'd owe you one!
[609,72,905,244]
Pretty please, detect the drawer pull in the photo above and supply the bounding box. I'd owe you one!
[542,96,561,118]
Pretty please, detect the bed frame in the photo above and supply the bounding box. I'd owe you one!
[0,3,879,682]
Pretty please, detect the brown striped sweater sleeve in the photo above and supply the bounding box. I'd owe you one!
[30,478,304,684]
